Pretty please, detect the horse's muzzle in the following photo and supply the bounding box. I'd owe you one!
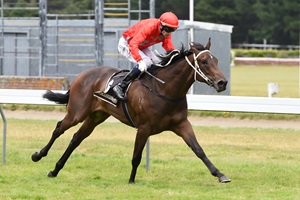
[216,79,227,92]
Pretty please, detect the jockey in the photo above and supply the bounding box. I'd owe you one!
[113,12,179,100]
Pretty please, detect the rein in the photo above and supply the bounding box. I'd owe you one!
[140,81,185,102]
[184,50,214,86]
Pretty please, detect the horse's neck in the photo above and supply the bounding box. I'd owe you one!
[156,60,194,97]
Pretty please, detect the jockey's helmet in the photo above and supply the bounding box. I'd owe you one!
[159,12,179,29]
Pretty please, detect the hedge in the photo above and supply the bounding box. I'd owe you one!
[232,49,299,58]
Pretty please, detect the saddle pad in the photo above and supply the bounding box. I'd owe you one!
[94,69,129,106]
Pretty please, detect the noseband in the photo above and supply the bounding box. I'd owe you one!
[185,50,214,86]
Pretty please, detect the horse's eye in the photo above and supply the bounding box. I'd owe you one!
[201,59,207,65]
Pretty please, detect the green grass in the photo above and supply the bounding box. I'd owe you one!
[0,119,299,200]
[230,65,299,97]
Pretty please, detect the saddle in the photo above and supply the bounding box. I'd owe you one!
[94,70,130,106]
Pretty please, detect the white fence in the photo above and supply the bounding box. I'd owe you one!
[1,89,300,165]
[187,94,300,114]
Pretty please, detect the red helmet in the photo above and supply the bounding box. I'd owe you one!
[159,12,179,28]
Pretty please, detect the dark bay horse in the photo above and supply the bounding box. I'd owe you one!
[31,38,231,183]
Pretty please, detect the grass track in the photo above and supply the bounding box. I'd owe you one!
[0,119,299,200]
[230,65,299,97]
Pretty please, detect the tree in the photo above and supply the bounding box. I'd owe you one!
[233,0,259,43]
[155,0,189,20]
[48,0,93,14]
[251,0,299,45]
[194,0,239,41]
[193,0,299,45]
[194,0,236,24]
[4,0,39,17]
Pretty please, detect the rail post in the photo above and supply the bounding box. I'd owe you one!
[95,0,104,67]
[39,0,47,77]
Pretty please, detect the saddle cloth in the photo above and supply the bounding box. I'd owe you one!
[94,70,129,106]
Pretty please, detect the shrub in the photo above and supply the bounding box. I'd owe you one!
[233,49,299,58]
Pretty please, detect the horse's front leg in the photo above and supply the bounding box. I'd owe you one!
[129,129,149,183]
[174,120,231,183]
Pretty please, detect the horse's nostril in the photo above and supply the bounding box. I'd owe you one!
[217,80,227,88]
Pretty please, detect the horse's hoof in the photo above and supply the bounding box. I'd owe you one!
[219,175,231,183]
[128,180,135,184]
[31,152,41,162]
[47,171,57,178]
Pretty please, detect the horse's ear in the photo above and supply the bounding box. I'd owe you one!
[189,42,194,48]
[190,47,198,54]
[189,42,197,52]
[205,38,211,50]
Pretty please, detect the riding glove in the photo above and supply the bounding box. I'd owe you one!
[137,60,147,72]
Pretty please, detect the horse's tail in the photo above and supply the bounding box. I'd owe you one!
[43,90,70,105]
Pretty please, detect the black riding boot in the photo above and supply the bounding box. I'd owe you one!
[113,66,141,100]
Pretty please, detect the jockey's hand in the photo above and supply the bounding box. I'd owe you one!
[137,60,147,72]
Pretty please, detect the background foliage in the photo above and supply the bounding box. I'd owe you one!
[233,49,299,58]
[3,0,299,45]
[156,0,299,45]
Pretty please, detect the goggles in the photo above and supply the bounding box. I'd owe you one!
[162,26,177,33]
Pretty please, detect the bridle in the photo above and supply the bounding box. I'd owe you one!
[142,49,215,102]
[185,50,214,86]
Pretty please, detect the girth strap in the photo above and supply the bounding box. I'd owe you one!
[121,101,136,128]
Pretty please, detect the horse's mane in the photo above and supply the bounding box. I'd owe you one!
[160,42,206,66]
[147,42,206,75]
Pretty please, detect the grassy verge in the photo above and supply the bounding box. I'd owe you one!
[230,65,299,98]
[0,119,299,200]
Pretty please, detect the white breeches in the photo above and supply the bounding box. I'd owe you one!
[118,37,161,71]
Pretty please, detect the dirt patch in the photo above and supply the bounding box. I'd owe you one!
[188,115,299,130]
[2,110,299,130]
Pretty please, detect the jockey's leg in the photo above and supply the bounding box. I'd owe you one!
[113,65,141,100]
[115,37,154,100]
[113,52,151,100]
[142,48,161,65]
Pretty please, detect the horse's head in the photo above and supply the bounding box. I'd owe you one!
[186,38,227,92]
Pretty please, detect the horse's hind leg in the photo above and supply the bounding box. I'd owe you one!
[47,113,108,177]
[31,113,79,162]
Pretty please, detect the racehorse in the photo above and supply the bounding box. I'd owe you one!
[31,38,231,183]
